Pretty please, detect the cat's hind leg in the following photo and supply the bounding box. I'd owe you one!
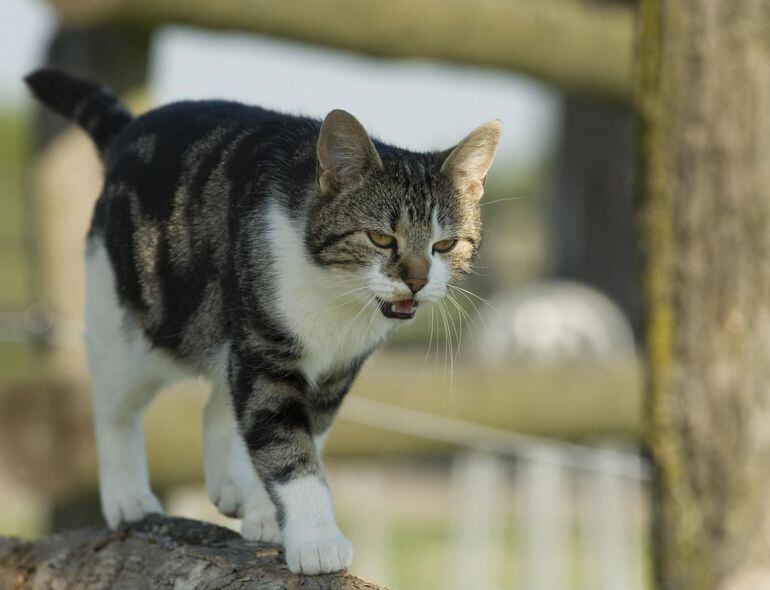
[84,242,178,528]
[202,384,281,543]
[90,367,165,528]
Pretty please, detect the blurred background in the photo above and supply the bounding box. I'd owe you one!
[0,1,648,588]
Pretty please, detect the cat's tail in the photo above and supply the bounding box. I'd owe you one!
[24,68,133,157]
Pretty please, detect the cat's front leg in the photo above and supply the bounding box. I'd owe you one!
[232,364,352,575]
[308,365,360,457]
[201,384,280,543]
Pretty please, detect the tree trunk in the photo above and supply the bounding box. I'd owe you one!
[0,516,387,589]
[636,1,770,589]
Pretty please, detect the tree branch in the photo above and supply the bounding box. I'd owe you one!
[0,515,387,589]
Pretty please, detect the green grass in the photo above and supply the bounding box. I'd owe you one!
[0,108,37,380]
[0,233,32,307]
[337,511,649,590]
[389,521,449,589]
[0,109,30,178]
[0,109,32,300]
[0,341,37,380]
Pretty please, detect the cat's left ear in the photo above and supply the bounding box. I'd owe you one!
[440,120,502,200]
[317,109,383,197]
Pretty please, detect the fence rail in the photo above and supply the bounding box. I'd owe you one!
[339,396,650,590]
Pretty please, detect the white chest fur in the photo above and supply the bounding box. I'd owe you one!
[265,206,393,385]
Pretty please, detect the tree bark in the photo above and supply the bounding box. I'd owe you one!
[45,0,633,102]
[637,1,770,589]
[0,515,387,589]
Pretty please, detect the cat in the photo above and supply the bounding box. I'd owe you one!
[25,68,501,575]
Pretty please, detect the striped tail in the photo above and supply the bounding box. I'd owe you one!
[24,68,133,157]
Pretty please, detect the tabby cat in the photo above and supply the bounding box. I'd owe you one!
[25,69,501,575]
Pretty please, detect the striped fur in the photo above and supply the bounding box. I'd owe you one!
[25,69,132,156]
[26,69,501,575]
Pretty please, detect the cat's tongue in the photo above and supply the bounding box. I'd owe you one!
[393,299,416,314]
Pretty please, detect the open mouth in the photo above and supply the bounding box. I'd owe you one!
[377,297,418,320]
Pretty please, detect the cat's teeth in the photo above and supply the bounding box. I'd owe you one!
[392,299,416,314]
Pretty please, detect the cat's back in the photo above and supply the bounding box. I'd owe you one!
[114,99,308,151]
[89,100,318,361]
[95,99,319,226]
[106,100,317,182]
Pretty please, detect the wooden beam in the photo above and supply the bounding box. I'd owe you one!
[47,0,633,101]
[0,355,641,502]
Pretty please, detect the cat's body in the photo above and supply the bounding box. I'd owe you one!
[94,101,390,377]
[26,69,501,575]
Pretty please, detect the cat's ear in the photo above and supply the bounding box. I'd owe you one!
[441,120,502,200]
[317,109,382,197]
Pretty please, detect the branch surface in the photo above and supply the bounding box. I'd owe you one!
[0,515,387,589]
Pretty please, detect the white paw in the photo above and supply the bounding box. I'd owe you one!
[202,394,258,519]
[242,510,283,544]
[102,490,163,529]
[208,475,248,518]
[285,531,353,575]
[241,486,282,543]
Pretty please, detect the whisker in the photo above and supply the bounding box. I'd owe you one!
[330,284,369,298]
[438,300,454,393]
[335,295,376,347]
[423,303,435,370]
[443,301,457,392]
[447,293,475,347]
[442,297,461,363]
[448,285,492,336]
[467,270,492,278]
[325,294,369,315]
[328,286,370,304]
[364,296,380,334]
[302,292,367,325]
[437,301,448,374]
[480,196,527,207]
[448,284,501,314]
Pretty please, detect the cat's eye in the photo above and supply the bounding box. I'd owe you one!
[367,231,396,249]
[432,238,457,253]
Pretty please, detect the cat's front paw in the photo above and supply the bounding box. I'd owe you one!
[242,510,282,544]
[209,475,248,518]
[240,483,282,543]
[285,531,353,575]
[101,490,163,529]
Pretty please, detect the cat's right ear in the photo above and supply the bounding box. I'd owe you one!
[440,120,502,200]
[317,110,382,197]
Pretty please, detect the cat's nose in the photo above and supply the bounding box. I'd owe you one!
[405,277,428,294]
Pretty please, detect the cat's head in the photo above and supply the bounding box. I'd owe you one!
[306,110,501,321]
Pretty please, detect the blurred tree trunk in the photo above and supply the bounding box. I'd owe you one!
[26,25,151,527]
[550,97,639,335]
[34,26,151,149]
[637,1,770,589]
[31,25,150,377]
